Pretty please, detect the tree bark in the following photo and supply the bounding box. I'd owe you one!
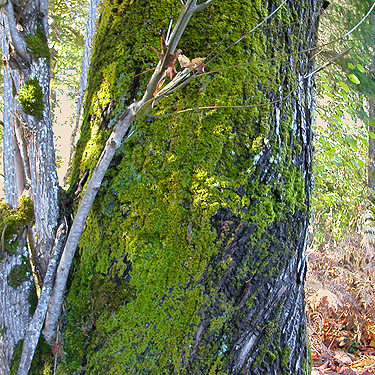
[1,0,59,274]
[57,0,322,374]
[56,0,322,373]
[0,1,59,373]
[0,198,34,375]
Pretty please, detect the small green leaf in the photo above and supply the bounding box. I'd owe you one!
[357,63,366,73]
[339,81,350,92]
[369,131,375,139]
[357,159,365,168]
[346,135,357,151]
[348,73,360,85]
[348,62,356,70]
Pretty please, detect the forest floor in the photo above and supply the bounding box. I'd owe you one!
[307,234,375,375]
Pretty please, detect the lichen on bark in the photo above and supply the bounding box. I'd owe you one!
[60,0,321,374]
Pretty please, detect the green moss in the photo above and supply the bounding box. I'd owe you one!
[0,196,34,256]
[28,282,38,314]
[9,340,23,375]
[10,337,54,375]
[25,26,50,61]
[61,0,311,373]
[281,345,291,368]
[0,325,7,337]
[7,257,31,288]
[17,78,44,120]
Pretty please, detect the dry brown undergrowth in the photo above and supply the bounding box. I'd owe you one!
[306,233,375,374]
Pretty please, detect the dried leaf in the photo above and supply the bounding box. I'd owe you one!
[151,35,168,61]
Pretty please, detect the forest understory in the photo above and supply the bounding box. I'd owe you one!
[307,234,375,375]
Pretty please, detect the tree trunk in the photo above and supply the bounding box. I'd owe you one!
[0,1,60,373]
[1,0,59,277]
[58,0,321,374]
[0,198,34,375]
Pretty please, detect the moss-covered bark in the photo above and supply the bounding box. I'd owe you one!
[61,0,321,373]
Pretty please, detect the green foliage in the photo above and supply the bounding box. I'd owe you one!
[313,76,367,239]
[49,0,87,97]
[313,0,375,241]
[17,78,44,120]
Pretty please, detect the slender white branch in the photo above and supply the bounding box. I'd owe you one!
[303,47,353,79]
[342,1,375,38]
[195,0,216,12]
[17,223,67,375]
[205,0,287,65]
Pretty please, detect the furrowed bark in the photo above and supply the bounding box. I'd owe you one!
[1,0,60,275]
[1,1,59,373]
[0,235,33,375]
[56,0,322,373]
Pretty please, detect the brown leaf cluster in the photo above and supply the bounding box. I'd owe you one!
[151,36,205,96]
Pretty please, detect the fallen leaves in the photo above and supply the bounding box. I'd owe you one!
[307,235,375,375]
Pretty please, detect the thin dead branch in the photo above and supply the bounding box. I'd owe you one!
[0,223,7,256]
[17,222,67,375]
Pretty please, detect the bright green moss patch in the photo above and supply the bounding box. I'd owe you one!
[17,78,44,120]
[25,26,50,61]
[0,196,34,256]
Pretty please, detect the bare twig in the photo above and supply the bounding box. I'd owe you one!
[195,0,217,12]
[204,0,287,66]
[148,91,292,118]
[342,1,375,38]
[303,47,353,79]
[17,222,67,375]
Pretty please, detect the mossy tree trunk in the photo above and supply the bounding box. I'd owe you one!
[0,1,59,373]
[60,0,321,374]
[1,0,59,275]
[0,198,34,375]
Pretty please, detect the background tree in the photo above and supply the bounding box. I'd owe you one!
[1,0,324,374]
